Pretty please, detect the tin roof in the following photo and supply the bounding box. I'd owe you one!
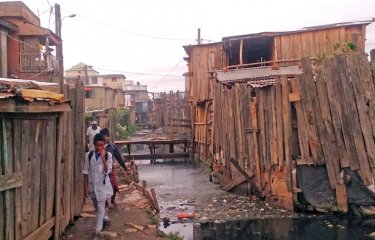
[215,65,303,86]
[0,78,64,102]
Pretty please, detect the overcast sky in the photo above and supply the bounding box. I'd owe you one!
[19,0,375,92]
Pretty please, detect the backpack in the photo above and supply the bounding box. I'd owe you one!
[88,150,109,184]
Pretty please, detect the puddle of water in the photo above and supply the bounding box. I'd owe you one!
[195,217,375,240]
[137,161,375,240]
[161,222,194,240]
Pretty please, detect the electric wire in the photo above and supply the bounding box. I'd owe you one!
[94,67,184,78]
[149,58,185,90]
[61,8,207,42]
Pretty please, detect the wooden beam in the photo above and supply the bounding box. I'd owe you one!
[54,114,63,239]
[0,172,23,192]
[229,158,255,181]
[115,139,190,145]
[0,99,71,113]
[122,152,189,160]
[171,118,191,122]
[24,217,55,240]
[239,38,244,65]
[1,118,12,239]
[222,176,247,191]
[289,92,300,102]
[281,76,292,191]
[336,183,348,213]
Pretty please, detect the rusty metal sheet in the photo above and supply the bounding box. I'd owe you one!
[216,65,303,85]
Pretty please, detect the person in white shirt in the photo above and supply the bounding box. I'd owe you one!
[86,121,102,151]
[83,133,113,235]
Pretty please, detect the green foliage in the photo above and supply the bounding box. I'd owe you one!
[164,232,184,240]
[115,109,137,140]
[316,52,326,61]
[85,112,95,122]
[146,209,160,225]
[333,42,341,50]
[343,41,356,51]
[332,41,357,54]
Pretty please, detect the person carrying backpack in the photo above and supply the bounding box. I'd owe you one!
[99,128,128,207]
[83,133,113,236]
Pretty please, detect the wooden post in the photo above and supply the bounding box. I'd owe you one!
[197,28,201,45]
[150,188,160,212]
[142,180,147,189]
[281,76,292,191]
[239,38,243,65]
[370,49,375,75]
[127,144,131,155]
[1,118,12,239]
[55,3,64,93]
[54,114,63,239]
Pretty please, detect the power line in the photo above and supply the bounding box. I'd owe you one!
[2,30,185,79]
[94,67,184,77]
[61,8,196,42]
[149,58,184,90]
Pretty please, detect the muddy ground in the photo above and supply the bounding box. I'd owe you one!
[62,182,163,240]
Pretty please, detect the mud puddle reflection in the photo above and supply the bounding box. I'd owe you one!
[137,161,375,240]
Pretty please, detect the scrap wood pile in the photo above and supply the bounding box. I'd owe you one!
[0,78,64,102]
[117,161,139,184]
[212,52,375,214]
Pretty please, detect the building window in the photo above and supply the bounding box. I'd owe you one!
[91,77,98,84]
[112,77,117,82]
[85,90,94,98]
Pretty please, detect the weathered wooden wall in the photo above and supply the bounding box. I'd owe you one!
[59,81,85,233]
[0,82,85,240]
[154,91,191,139]
[211,52,375,211]
[187,43,222,103]
[274,25,366,62]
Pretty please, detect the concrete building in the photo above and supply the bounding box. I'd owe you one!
[84,84,126,111]
[124,80,150,124]
[0,1,61,81]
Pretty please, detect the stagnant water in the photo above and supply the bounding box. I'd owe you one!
[137,161,375,240]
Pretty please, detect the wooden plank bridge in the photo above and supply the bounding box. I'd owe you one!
[115,139,191,162]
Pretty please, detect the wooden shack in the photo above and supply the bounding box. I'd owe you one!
[184,20,375,212]
[184,19,374,166]
[0,79,85,239]
[211,52,375,213]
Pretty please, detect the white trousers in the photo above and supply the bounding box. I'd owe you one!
[91,197,109,232]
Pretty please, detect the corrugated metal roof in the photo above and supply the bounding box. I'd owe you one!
[0,78,65,102]
[215,65,303,85]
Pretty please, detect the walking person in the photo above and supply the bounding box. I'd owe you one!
[83,133,113,236]
[86,121,101,151]
[99,128,128,206]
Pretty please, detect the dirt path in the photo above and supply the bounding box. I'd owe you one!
[62,184,162,240]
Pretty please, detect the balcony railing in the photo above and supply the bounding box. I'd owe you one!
[20,53,59,73]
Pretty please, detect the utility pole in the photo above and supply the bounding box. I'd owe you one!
[55,3,64,93]
[197,28,201,45]
[84,65,89,85]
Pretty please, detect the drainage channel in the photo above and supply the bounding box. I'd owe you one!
[137,161,375,240]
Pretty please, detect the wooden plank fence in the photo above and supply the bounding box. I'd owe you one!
[153,91,191,139]
[0,81,85,239]
[210,52,375,211]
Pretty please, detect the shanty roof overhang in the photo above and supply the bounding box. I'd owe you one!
[215,65,303,87]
